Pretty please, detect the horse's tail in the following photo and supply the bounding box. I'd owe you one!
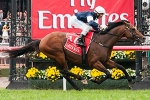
[5,40,41,58]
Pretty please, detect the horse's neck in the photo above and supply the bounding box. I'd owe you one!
[95,26,124,48]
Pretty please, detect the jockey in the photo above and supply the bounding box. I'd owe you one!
[69,6,107,46]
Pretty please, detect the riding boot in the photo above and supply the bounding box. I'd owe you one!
[76,34,85,46]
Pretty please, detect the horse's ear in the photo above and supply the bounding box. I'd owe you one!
[123,20,126,24]
[123,20,130,24]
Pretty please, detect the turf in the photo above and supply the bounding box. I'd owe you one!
[0,89,150,100]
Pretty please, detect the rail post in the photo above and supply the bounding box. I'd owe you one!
[135,0,142,82]
[9,0,17,81]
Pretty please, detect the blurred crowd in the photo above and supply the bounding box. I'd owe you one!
[0,9,28,43]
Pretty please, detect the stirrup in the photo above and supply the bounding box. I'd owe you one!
[76,41,85,46]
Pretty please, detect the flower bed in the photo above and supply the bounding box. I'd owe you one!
[110,51,135,60]
[28,79,129,90]
[26,66,136,89]
[26,66,61,82]
[27,51,136,89]
[31,51,135,60]
[26,66,136,81]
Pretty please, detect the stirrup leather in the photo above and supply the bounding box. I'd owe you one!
[76,37,85,46]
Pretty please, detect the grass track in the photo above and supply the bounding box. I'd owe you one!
[0,88,150,100]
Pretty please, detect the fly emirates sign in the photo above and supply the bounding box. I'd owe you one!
[32,0,134,39]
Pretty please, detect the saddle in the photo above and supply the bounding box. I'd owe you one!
[64,32,93,65]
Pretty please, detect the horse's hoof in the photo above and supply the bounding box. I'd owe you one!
[81,79,88,84]
[78,88,82,91]
[74,86,82,91]
[128,82,134,89]
[89,78,95,81]
[76,88,82,91]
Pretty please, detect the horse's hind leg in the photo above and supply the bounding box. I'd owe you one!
[60,70,82,91]
[56,56,83,90]
[60,69,87,85]
[104,59,133,88]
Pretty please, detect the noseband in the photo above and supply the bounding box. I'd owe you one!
[124,23,140,41]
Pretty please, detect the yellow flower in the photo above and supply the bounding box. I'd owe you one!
[38,52,47,59]
[111,68,125,79]
[110,51,115,59]
[26,66,134,82]
[110,51,135,60]
[26,67,39,79]
[46,66,60,82]
[124,51,130,55]
[70,66,83,80]
[90,69,105,80]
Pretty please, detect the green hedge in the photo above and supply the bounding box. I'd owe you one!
[28,79,130,90]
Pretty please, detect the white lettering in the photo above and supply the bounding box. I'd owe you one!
[52,14,72,28]
[69,36,73,42]
[87,0,96,9]
[38,11,51,29]
[81,0,85,6]
[67,44,80,53]
[38,10,130,29]
[108,13,119,22]
[70,0,75,6]
[101,13,109,25]
[74,9,78,13]
[74,37,78,44]
[71,0,96,9]
[120,13,128,20]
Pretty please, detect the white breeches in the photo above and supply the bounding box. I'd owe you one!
[69,15,92,36]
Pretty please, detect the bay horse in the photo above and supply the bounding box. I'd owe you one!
[5,20,145,90]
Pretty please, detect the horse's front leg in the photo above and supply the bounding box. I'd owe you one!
[90,61,111,84]
[104,59,133,88]
[60,69,85,80]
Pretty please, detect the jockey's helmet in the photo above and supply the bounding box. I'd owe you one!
[94,6,106,14]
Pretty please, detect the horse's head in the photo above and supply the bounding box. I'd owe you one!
[122,20,146,44]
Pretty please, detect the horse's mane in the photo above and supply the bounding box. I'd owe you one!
[100,20,130,34]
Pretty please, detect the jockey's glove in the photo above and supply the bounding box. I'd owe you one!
[100,25,108,30]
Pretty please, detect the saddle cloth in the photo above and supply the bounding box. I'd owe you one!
[64,32,93,55]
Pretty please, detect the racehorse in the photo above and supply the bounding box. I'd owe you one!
[5,20,145,90]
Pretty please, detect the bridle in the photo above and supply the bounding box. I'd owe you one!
[124,22,140,41]
[93,21,139,49]
[107,22,138,40]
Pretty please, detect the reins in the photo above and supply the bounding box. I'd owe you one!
[91,22,132,49]
[90,31,112,49]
